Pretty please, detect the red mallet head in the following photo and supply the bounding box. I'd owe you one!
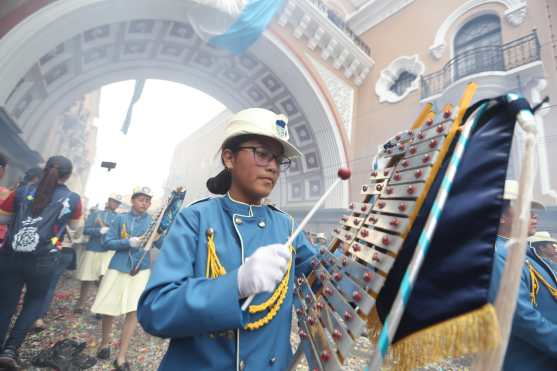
[337,167,351,180]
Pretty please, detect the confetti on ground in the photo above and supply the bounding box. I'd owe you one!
[15,273,470,370]
[17,273,168,370]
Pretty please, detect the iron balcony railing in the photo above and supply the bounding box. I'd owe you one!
[421,30,541,99]
[306,0,371,56]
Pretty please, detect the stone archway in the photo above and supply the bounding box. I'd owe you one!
[0,0,349,210]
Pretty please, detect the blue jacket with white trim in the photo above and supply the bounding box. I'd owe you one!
[488,236,557,370]
[83,209,119,252]
[138,194,317,371]
[104,211,153,273]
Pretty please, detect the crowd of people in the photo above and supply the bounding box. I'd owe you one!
[0,107,555,371]
[0,152,158,370]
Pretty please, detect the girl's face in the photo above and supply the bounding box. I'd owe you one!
[131,194,151,214]
[223,137,284,204]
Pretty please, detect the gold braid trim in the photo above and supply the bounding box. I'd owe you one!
[383,304,501,371]
[203,228,293,331]
[206,231,227,279]
[528,261,557,306]
[247,246,294,314]
[244,261,291,330]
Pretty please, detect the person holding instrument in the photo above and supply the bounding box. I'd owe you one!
[138,108,317,371]
[74,194,122,314]
[91,187,152,371]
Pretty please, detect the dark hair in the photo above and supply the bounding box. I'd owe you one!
[0,152,7,168]
[206,134,260,195]
[22,167,43,185]
[31,156,73,217]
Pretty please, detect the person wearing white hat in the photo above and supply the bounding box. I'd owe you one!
[91,187,153,371]
[74,194,122,314]
[488,181,557,370]
[138,108,317,371]
[528,231,557,264]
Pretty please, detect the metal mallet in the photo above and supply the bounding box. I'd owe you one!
[241,167,352,311]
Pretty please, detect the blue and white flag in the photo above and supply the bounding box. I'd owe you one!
[189,0,285,55]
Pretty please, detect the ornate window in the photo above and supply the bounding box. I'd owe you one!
[375,55,424,103]
[454,14,503,80]
[390,71,417,96]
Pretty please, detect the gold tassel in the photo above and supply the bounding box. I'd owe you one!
[121,224,128,239]
[206,229,226,279]
[384,304,501,371]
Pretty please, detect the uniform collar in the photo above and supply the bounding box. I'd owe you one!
[223,193,266,218]
[128,210,147,219]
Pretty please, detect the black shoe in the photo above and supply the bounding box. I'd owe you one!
[0,347,19,370]
[113,359,131,371]
[96,347,110,360]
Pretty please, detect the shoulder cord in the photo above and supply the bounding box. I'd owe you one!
[206,230,226,278]
[205,218,295,331]
[527,261,557,306]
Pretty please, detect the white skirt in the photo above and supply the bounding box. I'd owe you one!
[100,251,115,275]
[75,251,112,281]
[91,268,150,316]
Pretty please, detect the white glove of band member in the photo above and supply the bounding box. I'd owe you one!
[100,227,110,235]
[129,237,142,248]
[237,243,290,299]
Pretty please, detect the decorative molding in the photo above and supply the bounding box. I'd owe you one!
[306,53,354,140]
[276,0,374,86]
[429,0,528,60]
[375,54,424,104]
[347,0,415,35]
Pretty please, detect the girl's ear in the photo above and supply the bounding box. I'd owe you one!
[222,149,235,170]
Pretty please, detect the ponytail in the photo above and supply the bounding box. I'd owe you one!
[30,156,73,217]
[206,169,232,195]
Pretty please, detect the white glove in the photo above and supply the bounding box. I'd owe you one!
[129,237,142,248]
[100,227,110,235]
[237,244,290,299]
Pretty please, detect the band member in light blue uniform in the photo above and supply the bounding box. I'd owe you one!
[138,108,317,371]
[74,194,122,313]
[92,187,153,371]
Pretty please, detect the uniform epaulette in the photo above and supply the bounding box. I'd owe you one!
[185,197,214,208]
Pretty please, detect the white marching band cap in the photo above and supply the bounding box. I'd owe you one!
[503,180,545,210]
[108,193,123,203]
[132,186,153,198]
[223,108,303,160]
[528,231,557,245]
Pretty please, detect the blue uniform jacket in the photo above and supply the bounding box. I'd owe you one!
[488,236,557,370]
[138,194,317,371]
[83,209,118,252]
[105,211,153,274]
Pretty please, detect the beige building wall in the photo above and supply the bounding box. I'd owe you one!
[344,0,557,206]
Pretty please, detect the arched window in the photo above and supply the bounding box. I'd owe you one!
[454,14,503,79]
[390,71,417,96]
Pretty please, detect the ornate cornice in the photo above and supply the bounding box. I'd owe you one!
[276,0,374,86]
[346,0,415,35]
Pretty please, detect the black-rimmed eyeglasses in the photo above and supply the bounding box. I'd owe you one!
[237,146,291,171]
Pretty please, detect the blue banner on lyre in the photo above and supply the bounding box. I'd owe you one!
[209,0,285,55]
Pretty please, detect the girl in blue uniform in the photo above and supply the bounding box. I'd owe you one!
[92,187,153,371]
[74,194,122,313]
[138,108,317,371]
